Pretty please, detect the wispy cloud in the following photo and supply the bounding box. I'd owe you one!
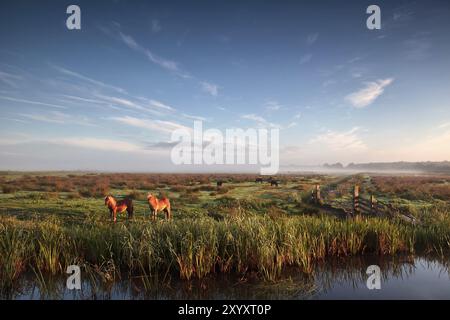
[117,30,223,95]
[119,32,187,76]
[0,135,151,154]
[111,115,191,135]
[265,100,282,111]
[286,122,297,129]
[95,94,170,115]
[18,111,95,126]
[59,138,146,153]
[139,98,174,111]
[0,95,67,109]
[299,53,312,65]
[310,127,367,151]
[241,114,278,128]
[438,122,450,129]
[52,65,127,94]
[201,82,219,96]
[151,19,161,33]
[182,113,208,121]
[0,71,22,88]
[306,33,319,46]
[346,78,394,108]
[404,37,431,61]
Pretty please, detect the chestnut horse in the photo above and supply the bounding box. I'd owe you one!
[147,193,171,221]
[104,195,134,223]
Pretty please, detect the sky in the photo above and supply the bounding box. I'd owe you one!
[1,0,450,172]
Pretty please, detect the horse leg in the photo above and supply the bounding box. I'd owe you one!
[127,205,133,219]
[164,208,169,220]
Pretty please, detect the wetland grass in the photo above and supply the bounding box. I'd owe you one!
[1,209,449,292]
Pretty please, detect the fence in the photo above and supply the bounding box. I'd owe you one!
[310,184,417,223]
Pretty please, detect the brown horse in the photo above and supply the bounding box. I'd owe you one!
[147,193,171,221]
[104,195,134,223]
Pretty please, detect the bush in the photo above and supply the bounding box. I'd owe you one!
[1,185,18,194]
[128,190,147,201]
[79,184,109,198]
[66,192,81,199]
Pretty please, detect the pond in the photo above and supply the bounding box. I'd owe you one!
[4,256,450,300]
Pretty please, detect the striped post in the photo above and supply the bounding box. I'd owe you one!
[353,185,360,216]
[315,184,321,204]
[370,195,377,215]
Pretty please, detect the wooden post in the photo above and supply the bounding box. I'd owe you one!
[315,184,321,204]
[353,185,360,216]
[370,195,377,215]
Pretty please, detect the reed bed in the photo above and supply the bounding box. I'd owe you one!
[1,211,449,293]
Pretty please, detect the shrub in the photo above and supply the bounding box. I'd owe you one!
[1,185,18,194]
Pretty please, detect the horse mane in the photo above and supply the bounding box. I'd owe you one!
[105,195,117,208]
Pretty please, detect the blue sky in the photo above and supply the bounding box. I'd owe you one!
[1,0,450,171]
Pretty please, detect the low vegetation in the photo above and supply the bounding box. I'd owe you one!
[0,172,449,295]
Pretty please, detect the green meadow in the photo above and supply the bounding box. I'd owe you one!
[1,172,449,295]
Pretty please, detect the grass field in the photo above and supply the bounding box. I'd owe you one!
[1,172,449,295]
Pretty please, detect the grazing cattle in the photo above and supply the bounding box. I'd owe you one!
[104,195,133,223]
[217,180,223,187]
[270,180,279,187]
[255,178,263,183]
[147,193,171,221]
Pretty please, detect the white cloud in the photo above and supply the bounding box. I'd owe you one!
[299,53,312,65]
[111,115,191,135]
[241,114,278,128]
[57,138,145,153]
[404,38,431,61]
[294,112,302,119]
[286,122,297,129]
[182,113,208,121]
[438,122,450,129]
[19,111,95,126]
[0,135,150,154]
[0,95,67,109]
[151,19,161,33]
[53,65,127,94]
[265,101,282,111]
[0,71,22,88]
[201,82,219,96]
[95,94,169,115]
[306,33,319,45]
[310,127,367,152]
[148,99,174,111]
[119,32,184,75]
[346,78,394,108]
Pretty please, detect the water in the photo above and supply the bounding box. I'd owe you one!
[4,256,450,300]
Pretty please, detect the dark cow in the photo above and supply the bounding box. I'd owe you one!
[217,180,223,187]
[255,177,263,183]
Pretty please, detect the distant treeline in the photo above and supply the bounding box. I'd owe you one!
[323,161,450,173]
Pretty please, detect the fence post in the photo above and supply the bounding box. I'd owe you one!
[353,185,360,216]
[315,184,321,204]
[370,195,377,215]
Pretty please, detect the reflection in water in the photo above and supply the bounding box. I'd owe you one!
[3,256,450,300]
